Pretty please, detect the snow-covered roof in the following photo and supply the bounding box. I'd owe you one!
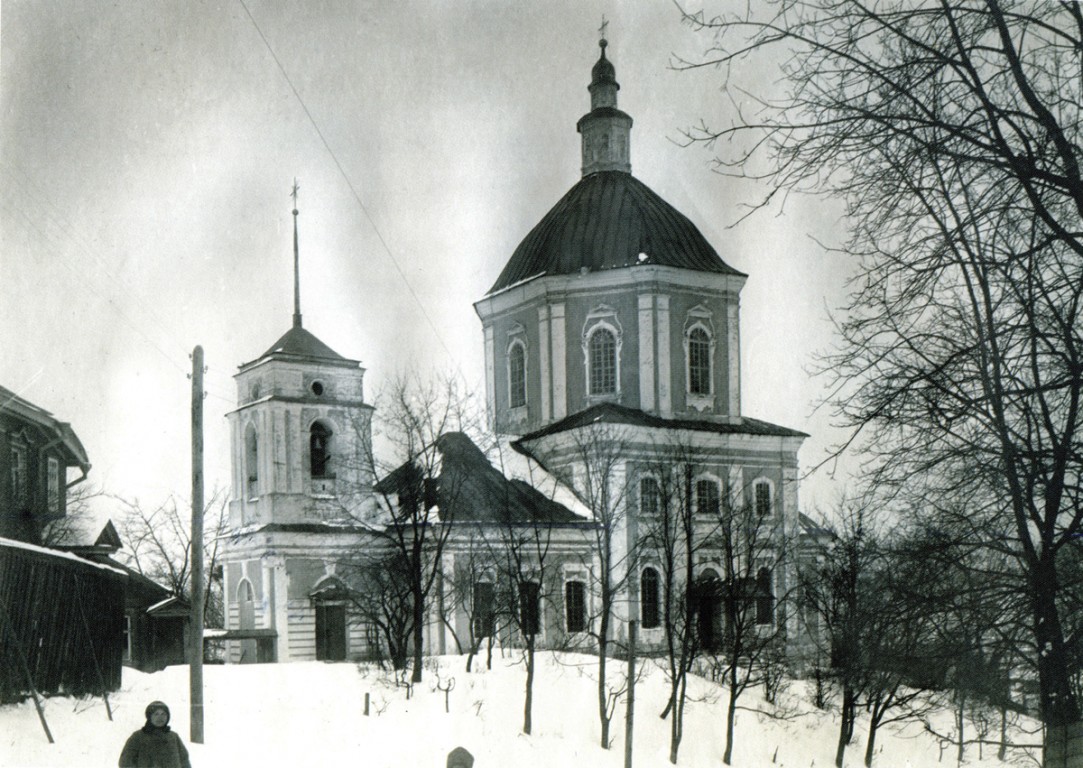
[0,536,125,576]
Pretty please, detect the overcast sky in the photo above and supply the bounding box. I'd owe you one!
[1,0,853,516]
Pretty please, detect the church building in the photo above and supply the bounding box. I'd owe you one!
[221,34,812,665]
[474,37,807,651]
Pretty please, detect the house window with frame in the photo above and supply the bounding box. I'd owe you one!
[588,327,617,396]
[310,422,332,478]
[755,480,772,517]
[565,580,587,633]
[508,341,527,409]
[641,567,660,629]
[10,446,26,509]
[520,581,540,637]
[696,478,721,517]
[688,327,712,395]
[639,477,661,518]
[47,457,60,515]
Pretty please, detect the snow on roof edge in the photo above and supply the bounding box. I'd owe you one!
[0,536,126,575]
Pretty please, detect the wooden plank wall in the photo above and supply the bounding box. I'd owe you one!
[0,544,125,703]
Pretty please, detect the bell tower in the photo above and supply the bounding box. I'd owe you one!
[227,189,374,530]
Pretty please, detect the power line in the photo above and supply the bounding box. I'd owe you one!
[236,0,453,360]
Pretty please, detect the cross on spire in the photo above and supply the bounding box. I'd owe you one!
[599,16,608,44]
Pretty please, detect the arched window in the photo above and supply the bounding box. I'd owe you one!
[588,327,617,395]
[508,341,527,408]
[755,480,772,517]
[245,424,259,498]
[310,422,332,478]
[641,567,660,629]
[688,327,712,395]
[696,478,721,518]
[639,477,661,517]
[565,580,587,633]
[756,567,775,625]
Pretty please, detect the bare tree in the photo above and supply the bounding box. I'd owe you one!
[637,447,710,764]
[364,372,483,683]
[678,1,1083,753]
[556,421,636,750]
[801,502,881,768]
[117,490,228,625]
[703,485,794,765]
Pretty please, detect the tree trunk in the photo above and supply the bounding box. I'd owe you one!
[836,686,855,768]
[864,719,878,768]
[523,638,535,735]
[723,667,738,765]
[1032,558,1081,728]
[411,590,425,683]
[956,696,965,765]
[599,642,610,749]
[998,707,1007,762]
[669,672,687,764]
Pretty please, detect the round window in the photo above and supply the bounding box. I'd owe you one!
[311,381,324,396]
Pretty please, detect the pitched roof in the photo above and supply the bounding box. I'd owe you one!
[488,171,742,293]
[378,432,589,525]
[240,325,358,370]
[513,402,808,444]
[0,385,91,471]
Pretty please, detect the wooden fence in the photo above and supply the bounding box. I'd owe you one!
[0,538,125,703]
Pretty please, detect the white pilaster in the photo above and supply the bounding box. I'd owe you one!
[638,294,655,412]
[270,557,291,660]
[727,302,741,417]
[484,324,496,429]
[537,307,552,423]
[552,303,567,420]
[656,296,671,415]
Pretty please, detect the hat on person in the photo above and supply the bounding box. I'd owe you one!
[144,701,170,724]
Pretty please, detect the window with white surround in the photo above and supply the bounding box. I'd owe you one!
[755,567,775,625]
[582,306,622,398]
[641,567,660,629]
[754,478,773,517]
[639,476,661,518]
[310,421,333,479]
[473,581,496,638]
[589,328,617,395]
[684,307,716,410]
[565,580,587,633]
[519,580,541,637]
[245,423,259,498]
[508,339,527,409]
[688,327,711,394]
[695,476,722,517]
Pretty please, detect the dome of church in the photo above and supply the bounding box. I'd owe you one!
[488,170,741,293]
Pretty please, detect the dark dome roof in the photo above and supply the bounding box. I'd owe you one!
[488,171,741,293]
[592,55,616,85]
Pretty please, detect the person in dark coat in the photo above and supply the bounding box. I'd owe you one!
[118,700,191,768]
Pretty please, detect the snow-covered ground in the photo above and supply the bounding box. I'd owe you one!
[1,653,1037,767]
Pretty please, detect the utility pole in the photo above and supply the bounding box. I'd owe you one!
[625,619,636,768]
[189,345,205,744]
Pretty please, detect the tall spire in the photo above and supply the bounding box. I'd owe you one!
[577,26,632,176]
[291,179,302,329]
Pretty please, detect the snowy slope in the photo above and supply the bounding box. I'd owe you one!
[0,653,1037,767]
